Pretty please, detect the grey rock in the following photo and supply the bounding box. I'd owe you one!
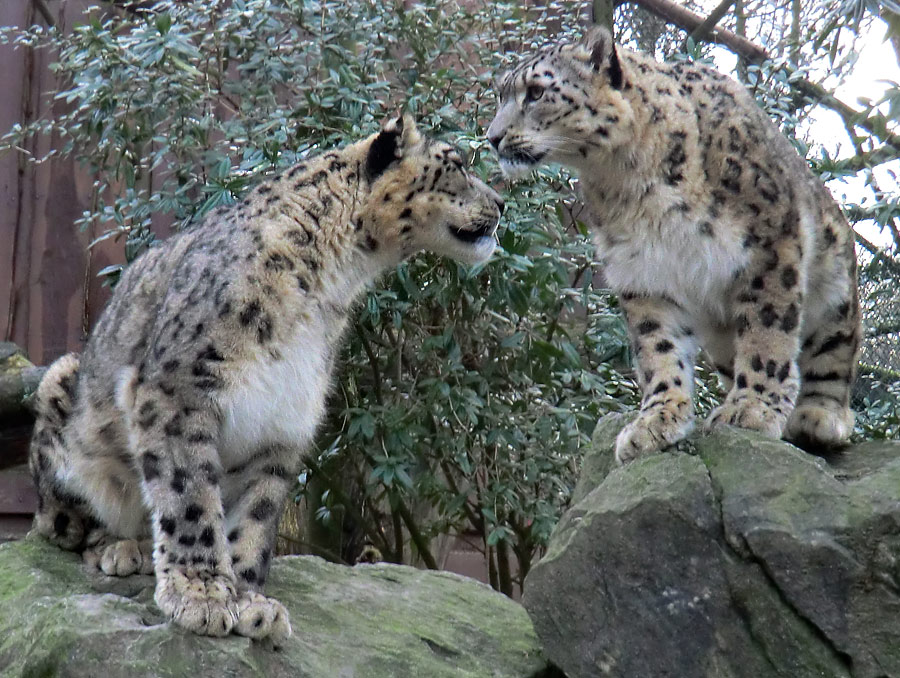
[0,342,24,363]
[0,343,41,420]
[21,365,48,407]
[524,413,900,678]
[0,535,553,678]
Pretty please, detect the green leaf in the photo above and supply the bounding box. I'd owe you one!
[97,264,124,278]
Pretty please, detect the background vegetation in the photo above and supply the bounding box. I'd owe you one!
[2,0,899,594]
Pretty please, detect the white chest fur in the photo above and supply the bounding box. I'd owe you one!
[598,216,749,324]
[216,322,337,467]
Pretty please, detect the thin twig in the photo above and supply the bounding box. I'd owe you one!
[854,231,900,275]
[395,495,438,569]
[354,322,383,405]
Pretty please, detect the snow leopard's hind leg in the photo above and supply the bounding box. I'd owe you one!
[786,283,861,449]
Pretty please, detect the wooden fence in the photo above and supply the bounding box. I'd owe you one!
[1,1,128,367]
[0,1,171,541]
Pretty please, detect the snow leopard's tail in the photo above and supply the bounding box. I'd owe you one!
[32,353,80,429]
[28,354,90,550]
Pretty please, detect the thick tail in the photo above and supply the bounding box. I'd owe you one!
[32,353,80,428]
[28,354,92,550]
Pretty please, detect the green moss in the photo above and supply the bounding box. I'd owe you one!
[0,537,548,677]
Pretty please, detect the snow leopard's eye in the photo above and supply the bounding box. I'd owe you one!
[525,84,544,103]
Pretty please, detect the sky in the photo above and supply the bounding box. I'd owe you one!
[812,20,899,249]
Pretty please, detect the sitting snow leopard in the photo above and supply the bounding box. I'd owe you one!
[487,27,860,463]
[28,113,503,643]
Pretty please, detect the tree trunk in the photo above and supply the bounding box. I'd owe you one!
[790,0,801,65]
[591,0,616,31]
[496,538,514,597]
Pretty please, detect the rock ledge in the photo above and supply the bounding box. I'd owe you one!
[1,536,552,677]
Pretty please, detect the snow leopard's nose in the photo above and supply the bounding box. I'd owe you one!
[494,195,505,216]
[487,131,504,151]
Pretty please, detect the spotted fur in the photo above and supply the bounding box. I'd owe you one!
[28,114,503,641]
[487,27,860,462]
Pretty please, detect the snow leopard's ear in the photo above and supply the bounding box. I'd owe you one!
[577,26,623,90]
[366,112,423,181]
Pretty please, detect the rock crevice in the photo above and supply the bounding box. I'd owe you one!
[697,444,855,675]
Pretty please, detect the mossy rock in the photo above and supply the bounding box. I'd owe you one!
[0,536,552,677]
[0,342,45,420]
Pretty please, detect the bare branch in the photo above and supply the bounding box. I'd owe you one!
[354,322,383,405]
[853,231,900,275]
[793,78,900,155]
[790,0,801,64]
[624,0,900,155]
[828,146,900,173]
[683,0,735,48]
[625,0,766,61]
[394,495,438,570]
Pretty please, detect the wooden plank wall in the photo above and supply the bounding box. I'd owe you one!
[0,1,126,540]
[1,1,124,367]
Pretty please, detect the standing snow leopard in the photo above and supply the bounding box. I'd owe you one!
[28,114,503,643]
[487,27,860,463]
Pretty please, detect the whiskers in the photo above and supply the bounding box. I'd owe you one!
[540,133,608,151]
[503,132,607,161]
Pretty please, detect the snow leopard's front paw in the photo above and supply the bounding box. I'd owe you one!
[155,570,239,637]
[705,395,787,439]
[235,590,292,646]
[615,397,694,464]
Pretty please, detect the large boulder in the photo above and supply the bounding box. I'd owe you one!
[0,535,555,677]
[523,413,900,678]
